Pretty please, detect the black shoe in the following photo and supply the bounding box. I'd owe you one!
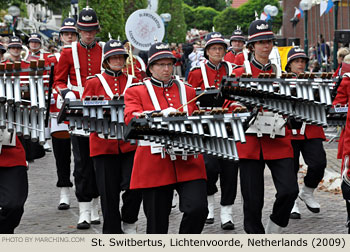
[205,218,214,224]
[91,220,101,225]
[77,221,90,229]
[221,221,235,230]
[58,203,70,210]
[290,212,301,219]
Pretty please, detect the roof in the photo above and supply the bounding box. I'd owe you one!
[231,0,249,8]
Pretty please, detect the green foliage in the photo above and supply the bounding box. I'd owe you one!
[79,0,125,42]
[213,0,282,36]
[213,7,239,36]
[183,3,219,32]
[184,0,227,11]
[124,0,148,20]
[158,0,187,43]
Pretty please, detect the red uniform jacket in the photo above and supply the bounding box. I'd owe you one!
[83,70,138,157]
[53,41,103,99]
[333,76,350,160]
[232,60,294,160]
[0,137,27,167]
[124,77,206,189]
[187,61,230,90]
[47,53,60,113]
[233,53,245,66]
[224,50,243,65]
[332,76,350,177]
[26,50,51,66]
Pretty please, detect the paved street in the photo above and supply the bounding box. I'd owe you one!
[15,139,349,234]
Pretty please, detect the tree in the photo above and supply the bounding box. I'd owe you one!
[124,0,148,21]
[213,0,282,36]
[213,7,239,36]
[79,0,125,42]
[184,0,228,11]
[158,0,187,43]
[183,3,219,32]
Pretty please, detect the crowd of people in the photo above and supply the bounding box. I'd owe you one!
[1,6,350,235]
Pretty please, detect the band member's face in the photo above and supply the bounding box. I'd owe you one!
[29,41,41,51]
[253,40,273,59]
[231,40,244,51]
[61,32,77,45]
[290,58,306,74]
[107,54,125,71]
[149,58,174,82]
[207,44,225,62]
[80,30,98,45]
[9,47,22,57]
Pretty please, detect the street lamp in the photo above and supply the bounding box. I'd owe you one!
[300,0,312,57]
[333,0,341,70]
[71,0,79,21]
[7,5,20,34]
[160,13,171,43]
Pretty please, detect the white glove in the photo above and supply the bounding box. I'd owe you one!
[65,91,76,101]
[161,107,177,117]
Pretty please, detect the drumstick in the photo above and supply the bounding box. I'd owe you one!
[176,90,207,111]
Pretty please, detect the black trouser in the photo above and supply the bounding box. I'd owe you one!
[142,179,208,234]
[0,166,28,234]
[93,152,142,234]
[71,135,99,202]
[52,136,73,187]
[204,154,238,205]
[292,138,327,188]
[239,156,299,234]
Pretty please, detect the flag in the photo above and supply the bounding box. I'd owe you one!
[325,0,334,14]
[294,7,302,19]
[320,0,327,16]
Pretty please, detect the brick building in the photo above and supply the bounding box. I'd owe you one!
[282,0,350,49]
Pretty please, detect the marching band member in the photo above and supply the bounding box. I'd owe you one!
[82,39,142,234]
[0,38,28,232]
[124,42,208,234]
[332,54,350,233]
[47,17,78,211]
[285,47,327,219]
[187,32,237,230]
[25,33,51,64]
[230,20,298,233]
[54,6,102,230]
[224,27,245,66]
[0,123,28,234]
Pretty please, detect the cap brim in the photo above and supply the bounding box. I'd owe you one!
[247,34,275,45]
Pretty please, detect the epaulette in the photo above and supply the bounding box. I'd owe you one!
[23,60,30,64]
[184,82,192,87]
[0,59,6,63]
[47,54,55,58]
[87,75,97,80]
[63,45,72,49]
[128,82,144,88]
[189,66,201,72]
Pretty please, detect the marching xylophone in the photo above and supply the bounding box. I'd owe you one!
[57,96,134,142]
[124,108,250,161]
[0,59,51,144]
[194,72,337,127]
